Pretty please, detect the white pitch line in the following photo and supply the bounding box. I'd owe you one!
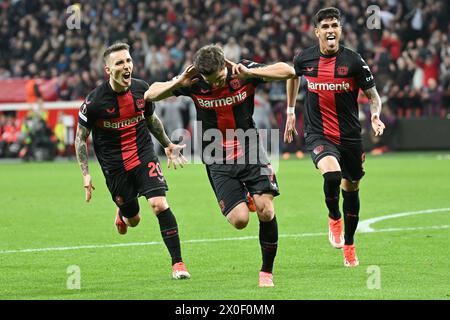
[357,208,450,232]
[0,225,448,255]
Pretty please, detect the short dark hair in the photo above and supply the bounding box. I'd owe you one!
[313,7,341,27]
[193,45,225,75]
[103,42,130,62]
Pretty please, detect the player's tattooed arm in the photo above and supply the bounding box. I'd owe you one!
[147,114,171,148]
[363,86,386,136]
[363,86,382,117]
[75,124,95,202]
[75,124,91,176]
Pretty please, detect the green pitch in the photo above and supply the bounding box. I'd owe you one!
[0,152,449,300]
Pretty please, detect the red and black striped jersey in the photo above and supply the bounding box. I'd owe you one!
[173,60,266,162]
[78,79,156,174]
[294,45,375,145]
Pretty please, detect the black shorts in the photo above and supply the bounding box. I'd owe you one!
[104,158,168,209]
[306,135,365,182]
[206,163,280,216]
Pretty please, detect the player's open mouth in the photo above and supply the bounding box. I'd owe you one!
[123,72,131,80]
[326,35,336,46]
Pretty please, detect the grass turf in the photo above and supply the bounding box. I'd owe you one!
[0,152,449,300]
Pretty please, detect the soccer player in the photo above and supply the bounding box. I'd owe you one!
[74,42,190,280]
[145,45,295,287]
[284,7,385,267]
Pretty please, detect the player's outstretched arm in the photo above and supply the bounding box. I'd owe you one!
[147,114,187,169]
[232,62,296,81]
[75,124,95,202]
[284,77,301,143]
[145,65,198,102]
[363,86,386,136]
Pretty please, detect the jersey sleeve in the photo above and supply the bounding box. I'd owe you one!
[77,94,96,129]
[138,79,156,117]
[239,59,267,85]
[354,54,375,90]
[144,101,156,117]
[293,50,304,77]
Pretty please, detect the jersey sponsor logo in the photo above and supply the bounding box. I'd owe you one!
[196,91,247,108]
[337,65,349,76]
[136,99,145,110]
[366,75,374,82]
[103,114,144,129]
[305,67,314,72]
[306,79,351,92]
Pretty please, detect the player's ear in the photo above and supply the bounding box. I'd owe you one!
[314,27,320,39]
[104,64,111,75]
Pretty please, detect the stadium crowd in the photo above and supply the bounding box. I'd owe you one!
[1,0,449,158]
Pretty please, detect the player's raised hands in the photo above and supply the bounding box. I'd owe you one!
[284,113,298,143]
[225,59,237,69]
[371,113,385,136]
[231,63,252,79]
[83,174,95,202]
[176,65,199,87]
[165,143,188,170]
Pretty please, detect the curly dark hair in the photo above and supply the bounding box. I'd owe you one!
[193,45,226,75]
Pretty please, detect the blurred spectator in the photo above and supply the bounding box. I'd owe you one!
[370,104,398,156]
[19,111,57,161]
[223,37,241,63]
[0,0,450,160]
[153,96,191,154]
[422,78,442,117]
[254,91,278,153]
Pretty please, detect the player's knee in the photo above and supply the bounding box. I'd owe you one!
[126,215,141,227]
[254,195,274,221]
[227,206,249,230]
[323,171,342,188]
[257,207,274,222]
[256,202,274,222]
[233,217,249,230]
[148,196,169,214]
[342,180,360,192]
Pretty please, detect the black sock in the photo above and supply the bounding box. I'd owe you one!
[323,171,342,220]
[342,190,360,245]
[259,216,278,273]
[157,208,182,265]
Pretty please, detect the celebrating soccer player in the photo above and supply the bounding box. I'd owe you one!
[145,45,295,287]
[284,7,385,267]
[75,42,190,280]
